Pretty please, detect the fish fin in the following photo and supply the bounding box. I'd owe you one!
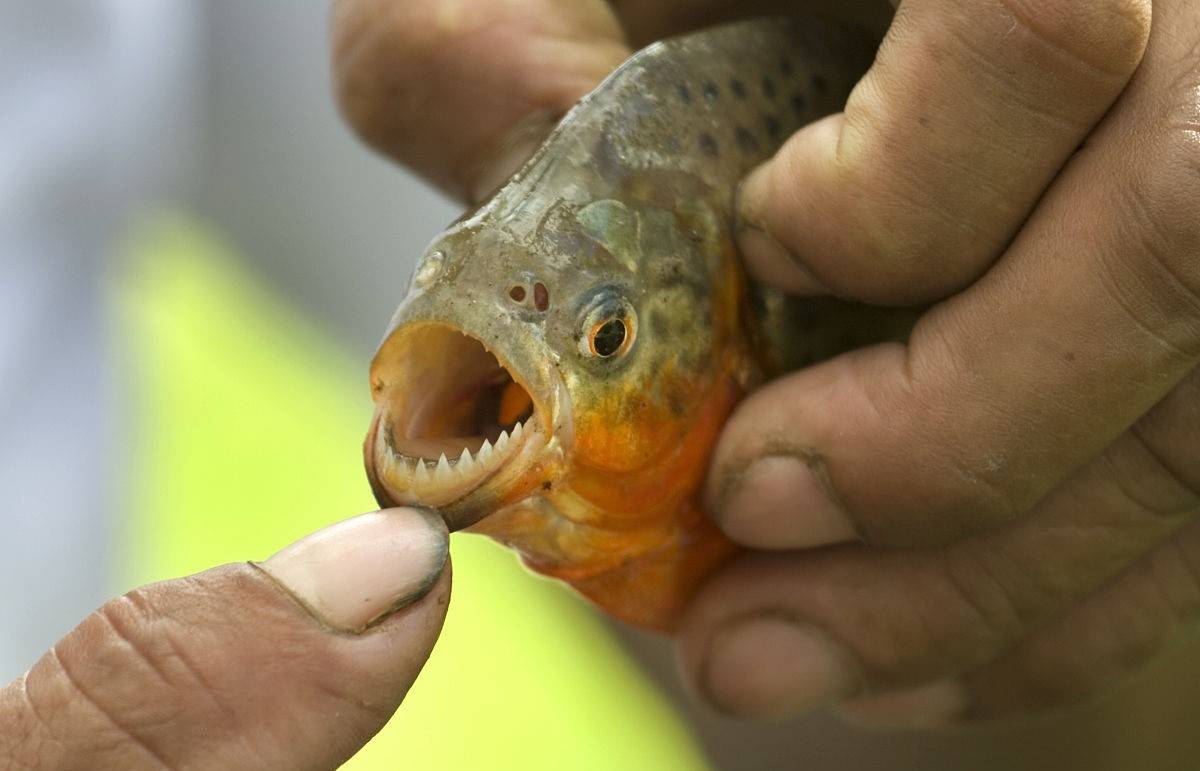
[577,199,641,273]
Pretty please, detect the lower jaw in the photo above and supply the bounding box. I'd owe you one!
[469,507,739,632]
[370,442,557,533]
[469,487,668,579]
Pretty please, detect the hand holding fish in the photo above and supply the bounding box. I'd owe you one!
[335,0,1200,726]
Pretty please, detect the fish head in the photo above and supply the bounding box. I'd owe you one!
[364,212,571,532]
[365,182,741,538]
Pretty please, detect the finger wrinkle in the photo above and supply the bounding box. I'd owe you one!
[308,673,400,728]
[963,525,1200,718]
[1096,184,1200,362]
[95,600,174,692]
[995,0,1150,78]
[1145,15,1200,98]
[938,549,1026,651]
[914,2,1121,128]
[850,164,1001,265]
[1124,422,1200,513]
[8,672,58,766]
[848,558,991,685]
[154,617,239,726]
[1122,125,1200,287]
[843,105,1030,251]
[46,644,177,770]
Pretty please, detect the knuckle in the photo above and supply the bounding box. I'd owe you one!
[815,172,989,304]
[999,0,1151,76]
[938,457,1025,538]
[331,35,398,148]
[903,414,1027,538]
[857,187,988,301]
[330,1,425,154]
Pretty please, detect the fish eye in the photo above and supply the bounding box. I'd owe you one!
[590,318,628,357]
[578,291,636,360]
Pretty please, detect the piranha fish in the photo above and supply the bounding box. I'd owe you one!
[364,16,908,631]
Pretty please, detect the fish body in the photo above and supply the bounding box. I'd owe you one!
[365,17,895,630]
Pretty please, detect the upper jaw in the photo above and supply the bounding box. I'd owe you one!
[364,316,571,531]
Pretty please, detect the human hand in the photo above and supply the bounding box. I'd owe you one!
[1,508,449,769]
[679,0,1200,724]
[331,0,1198,725]
[330,0,891,204]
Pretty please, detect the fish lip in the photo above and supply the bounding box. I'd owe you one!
[364,319,572,532]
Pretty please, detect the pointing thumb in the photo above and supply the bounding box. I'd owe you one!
[1,508,449,770]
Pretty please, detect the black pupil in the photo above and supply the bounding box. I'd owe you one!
[593,319,626,357]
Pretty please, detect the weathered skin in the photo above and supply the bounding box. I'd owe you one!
[365,16,908,631]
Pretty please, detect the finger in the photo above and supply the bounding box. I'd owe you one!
[961,519,1200,720]
[611,0,897,46]
[738,0,1151,304]
[708,5,1200,549]
[0,508,449,770]
[844,522,1200,727]
[681,414,1200,718]
[837,369,1200,725]
[960,368,1200,718]
[332,0,895,203]
[332,0,629,201]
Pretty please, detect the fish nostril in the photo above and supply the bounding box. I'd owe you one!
[509,285,526,303]
[533,282,550,312]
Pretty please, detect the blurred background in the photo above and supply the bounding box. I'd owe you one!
[4,3,1198,770]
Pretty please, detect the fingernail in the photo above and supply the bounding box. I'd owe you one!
[736,164,827,296]
[837,679,969,729]
[702,614,858,718]
[718,454,857,549]
[259,508,448,633]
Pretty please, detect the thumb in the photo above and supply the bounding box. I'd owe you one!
[1,508,449,771]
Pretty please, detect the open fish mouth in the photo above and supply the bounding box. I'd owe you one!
[366,322,554,522]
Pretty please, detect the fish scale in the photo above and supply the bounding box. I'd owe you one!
[570,18,868,189]
[364,16,913,631]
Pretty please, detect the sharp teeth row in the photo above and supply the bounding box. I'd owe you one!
[379,417,533,488]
